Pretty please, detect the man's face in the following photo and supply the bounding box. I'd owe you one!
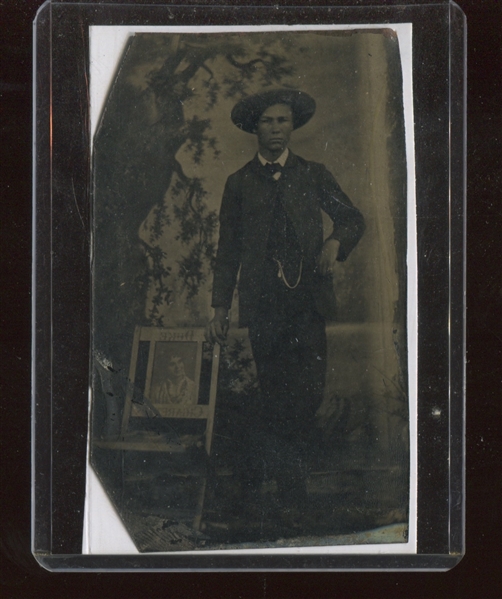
[255,103,294,159]
[167,356,185,380]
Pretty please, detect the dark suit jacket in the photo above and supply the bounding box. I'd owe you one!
[212,151,365,325]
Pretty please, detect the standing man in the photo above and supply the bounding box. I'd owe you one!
[206,89,365,519]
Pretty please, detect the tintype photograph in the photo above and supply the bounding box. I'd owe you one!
[87,24,416,554]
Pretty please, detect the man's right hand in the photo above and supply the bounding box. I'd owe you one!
[205,307,229,345]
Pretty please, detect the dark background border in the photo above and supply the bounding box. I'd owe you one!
[1,0,500,596]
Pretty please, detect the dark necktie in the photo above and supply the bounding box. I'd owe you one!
[264,162,283,176]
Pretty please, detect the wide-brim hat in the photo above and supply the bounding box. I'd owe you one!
[231,89,316,133]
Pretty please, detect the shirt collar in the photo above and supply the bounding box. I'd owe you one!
[257,148,289,167]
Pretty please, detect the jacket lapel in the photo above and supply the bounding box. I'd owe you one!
[246,151,317,258]
[279,152,320,258]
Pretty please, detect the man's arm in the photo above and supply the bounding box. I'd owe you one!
[314,164,365,271]
[206,177,242,344]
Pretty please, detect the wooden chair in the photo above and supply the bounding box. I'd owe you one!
[94,326,220,530]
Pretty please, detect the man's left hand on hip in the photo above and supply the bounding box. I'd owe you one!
[316,238,341,276]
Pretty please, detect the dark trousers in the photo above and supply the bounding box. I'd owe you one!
[247,308,327,508]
